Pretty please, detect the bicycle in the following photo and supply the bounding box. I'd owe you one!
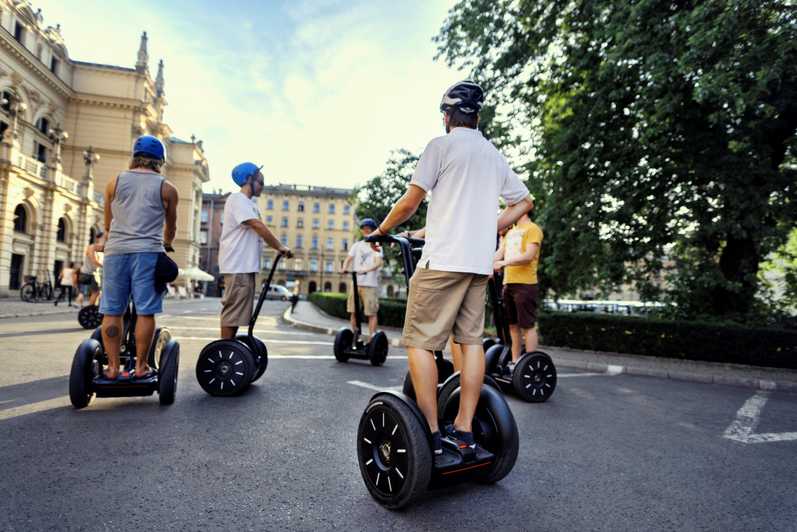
[20,271,62,302]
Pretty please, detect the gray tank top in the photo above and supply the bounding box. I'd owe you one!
[104,170,165,255]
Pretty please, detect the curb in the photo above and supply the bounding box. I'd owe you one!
[282,307,404,347]
[0,310,76,319]
[281,307,797,393]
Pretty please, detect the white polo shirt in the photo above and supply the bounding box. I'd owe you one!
[219,192,262,274]
[411,127,530,275]
[348,240,383,288]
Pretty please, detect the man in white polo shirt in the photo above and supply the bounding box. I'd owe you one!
[219,162,291,339]
[370,80,533,457]
[341,218,384,337]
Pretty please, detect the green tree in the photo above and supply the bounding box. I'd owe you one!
[354,149,426,232]
[436,0,797,320]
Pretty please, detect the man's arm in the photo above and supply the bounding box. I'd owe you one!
[371,184,427,236]
[495,243,539,269]
[87,246,103,268]
[243,219,291,256]
[363,254,383,273]
[162,181,179,248]
[340,255,353,273]
[494,237,506,262]
[497,196,534,233]
[103,177,116,235]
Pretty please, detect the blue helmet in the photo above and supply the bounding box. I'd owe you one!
[232,162,263,187]
[132,135,166,161]
[359,218,378,230]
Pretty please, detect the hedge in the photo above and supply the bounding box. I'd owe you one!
[308,292,797,369]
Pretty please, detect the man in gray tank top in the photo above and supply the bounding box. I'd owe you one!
[97,135,179,380]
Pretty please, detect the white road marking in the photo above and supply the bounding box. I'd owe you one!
[723,391,797,444]
[348,380,402,392]
[164,326,318,337]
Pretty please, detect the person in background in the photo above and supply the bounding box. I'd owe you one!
[55,262,77,307]
[340,218,384,337]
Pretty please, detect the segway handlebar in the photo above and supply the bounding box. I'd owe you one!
[249,253,283,337]
[364,234,425,288]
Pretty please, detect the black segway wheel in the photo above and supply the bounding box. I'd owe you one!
[367,331,389,366]
[237,336,268,382]
[435,372,500,419]
[334,328,353,362]
[78,305,103,330]
[482,337,499,353]
[357,393,432,510]
[439,384,519,484]
[158,339,180,405]
[512,352,557,403]
[69,339,100,409]
[196,340,255,396]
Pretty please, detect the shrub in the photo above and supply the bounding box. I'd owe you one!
[308,293,797,369]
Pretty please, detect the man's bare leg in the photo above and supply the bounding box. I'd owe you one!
[350,313,357,331]
[221,326,238,339]
[509,324,522,362]
[524,326,539,353]
[134,315,156,377]
[101,315,123,379]
[407,347,439,433]
[368,315,377,336]
[453,343,486,433]
[448,337,463,373]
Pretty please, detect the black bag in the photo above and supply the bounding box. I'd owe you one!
[154,252,178,294]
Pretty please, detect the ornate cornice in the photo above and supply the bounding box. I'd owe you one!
[0,27,73,98]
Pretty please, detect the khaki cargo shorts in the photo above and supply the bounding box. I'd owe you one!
[347,286,379,316]
[221,273,255,327]
[402,268,488,351]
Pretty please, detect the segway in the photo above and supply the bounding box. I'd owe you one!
[333,269,388,366]
[483,272,557,403]
[195,254,281,396]
[78,304,103,330]
[69,300,180,409]
[357,370,519,509]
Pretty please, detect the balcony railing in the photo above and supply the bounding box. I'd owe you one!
[15,153,47,179]
[54,172,79,195]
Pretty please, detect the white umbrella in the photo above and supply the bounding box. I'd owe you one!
[177,267,215,282]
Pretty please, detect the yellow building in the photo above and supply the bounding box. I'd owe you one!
[259,184,355,296]
[0,1,209,295]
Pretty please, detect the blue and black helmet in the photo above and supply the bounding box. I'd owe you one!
[439,80,484,115]
[232,162,263,187]
[132,135,166,161]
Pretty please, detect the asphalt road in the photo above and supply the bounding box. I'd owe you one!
[1,299,796,531]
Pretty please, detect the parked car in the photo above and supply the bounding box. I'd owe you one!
[266,284,293,301]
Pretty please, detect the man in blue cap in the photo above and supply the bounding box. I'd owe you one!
[98,135,179,380]
[218,162,291,339]
[340,218,383,337]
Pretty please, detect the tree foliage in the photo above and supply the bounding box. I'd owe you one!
[436,0,797,321]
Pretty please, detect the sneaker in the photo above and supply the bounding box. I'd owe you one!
[443,424,476,451]
[431,431,443,455]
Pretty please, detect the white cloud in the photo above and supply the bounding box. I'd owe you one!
[32,0,465,192]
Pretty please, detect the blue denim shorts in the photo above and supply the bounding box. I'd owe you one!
[99,252,163,315]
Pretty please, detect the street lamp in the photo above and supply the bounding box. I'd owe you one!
[1,92,27,142]
[47,124,69,165]
[82,145,100,167]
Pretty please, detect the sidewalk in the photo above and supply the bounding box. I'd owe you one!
[0,298,80,319]
[284,301,797,393]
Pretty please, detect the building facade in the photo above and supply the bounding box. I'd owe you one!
[0,0,209,296]
[198,191,227,297]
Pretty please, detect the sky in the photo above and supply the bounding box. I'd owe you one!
[32,0,462,192]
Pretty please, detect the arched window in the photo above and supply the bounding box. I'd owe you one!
[56,217,67,243]
[36,117,49,134]
[89,227,96,244]
[323,282,332,292]
[13,204,27,233]
[308,281,317,293]
[338,282,346,293]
